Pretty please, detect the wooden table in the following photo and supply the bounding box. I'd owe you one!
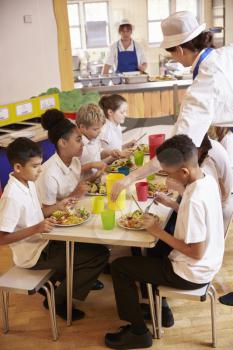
[43,196,173,326]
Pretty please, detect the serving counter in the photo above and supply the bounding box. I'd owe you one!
[75,79,192,118]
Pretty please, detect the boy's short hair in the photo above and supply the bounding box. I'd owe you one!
[156,134,198,167]
[6,137,42,166]
[76,103,105,128]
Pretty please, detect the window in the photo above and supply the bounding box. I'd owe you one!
[68,3,82,50]
[84,2,110,48]
[67,1,110,52]
[147,0,200,45]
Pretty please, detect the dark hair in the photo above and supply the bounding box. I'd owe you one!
[198,133,212,166]
[7,137,42,166]
[166,31,214,52]
[41,109,76,147]
[156,134,198,167]
[119,24,132,33]
[99,94,127,118]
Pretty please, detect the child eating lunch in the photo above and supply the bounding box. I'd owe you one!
[36,109,109,319]
[99,94,136,159]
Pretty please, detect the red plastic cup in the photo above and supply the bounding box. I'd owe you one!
[135,182,148,201]
[149,134,165,159]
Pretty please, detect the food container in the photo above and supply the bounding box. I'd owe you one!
[100,75,111,86]
[78,74,91,87]
[124,74,148,84]
[111,75,122,85]
[90,75,101,87]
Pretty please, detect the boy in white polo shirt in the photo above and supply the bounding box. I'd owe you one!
[105,135,224,349]
[76,103,119,168]
[0,137,109,322]
[0,138,55,268]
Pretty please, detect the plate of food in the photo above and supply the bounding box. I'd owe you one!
[136,144,149,154]
[155,170,168,177]
[106,158,136,173]
[52,208,91,226]
[148,182,173,197]
[117,210,160,231]
[86,181,107,196]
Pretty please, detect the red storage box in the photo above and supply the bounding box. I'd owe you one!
[64,112,77,120]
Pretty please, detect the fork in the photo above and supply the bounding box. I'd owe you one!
[145,198,158,213]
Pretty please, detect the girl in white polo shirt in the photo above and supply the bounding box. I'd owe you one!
[99,94,136,159]
[36,109,109,319]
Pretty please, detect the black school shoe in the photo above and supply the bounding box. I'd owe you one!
[141,303,174,327]
[43,299,85,321]
[91,279,104,290]
[105,324,152,349]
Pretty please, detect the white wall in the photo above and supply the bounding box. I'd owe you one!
[0,0,61,104]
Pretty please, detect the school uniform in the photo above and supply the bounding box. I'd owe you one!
[105,40,147,73]
[209,139,233,231]
[36,152,81,203]
[220,131,233,169]
[173,45,233,147]
[100,119,123,150]
[110,175,224,325]
[80,135,102,165]
[0,175,48,268]
[35,153,109,304]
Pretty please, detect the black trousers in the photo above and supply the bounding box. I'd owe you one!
[131,210,177,298]
[31,241,109,304]
[111,228,207,325]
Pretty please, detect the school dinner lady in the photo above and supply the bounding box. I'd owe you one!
[102,19,147,74]
[110,11,233,200]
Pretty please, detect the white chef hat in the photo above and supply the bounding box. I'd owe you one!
[118,19,134,31]
[160,11,206,49]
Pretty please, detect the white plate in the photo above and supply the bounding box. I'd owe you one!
[155,170,168,177]
[10,130,36,139]
[55,213,91,227]
[148,191,173,198]
[86,192,106,196]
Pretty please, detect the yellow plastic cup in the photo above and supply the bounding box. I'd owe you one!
[92,196,105,214]
[106,173,126,210]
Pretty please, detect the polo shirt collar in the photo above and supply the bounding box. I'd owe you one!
[82,134,92,145]
[107,119,120,130]
[9,173,30,194]
[54,152,76,175]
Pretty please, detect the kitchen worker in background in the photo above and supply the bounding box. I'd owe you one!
[110,11,233,202]
[102,19,147,74]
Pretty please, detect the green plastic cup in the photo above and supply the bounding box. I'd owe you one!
[101,209,115,230]
[134,150,144,166]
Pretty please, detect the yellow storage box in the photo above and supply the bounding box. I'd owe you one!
[0,104,14,127]
[13,98,37,122]
[36,93,60,115]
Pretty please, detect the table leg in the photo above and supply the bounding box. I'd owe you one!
[66,241,72,326]
[70,241,74,310]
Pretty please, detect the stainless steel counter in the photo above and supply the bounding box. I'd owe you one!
[75,79,192,94]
